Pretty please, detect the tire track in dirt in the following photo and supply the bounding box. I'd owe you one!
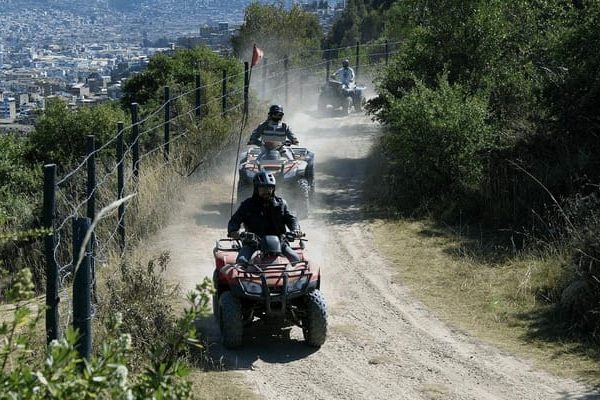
[150,111,599,400]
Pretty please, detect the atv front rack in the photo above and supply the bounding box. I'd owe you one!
[238,262,312,316]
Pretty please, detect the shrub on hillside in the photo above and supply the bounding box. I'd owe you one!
[98,252,206,369]
[1,260,212,399]
[0,135,39,228]
[28,98,127,170]
[373,75,493,214]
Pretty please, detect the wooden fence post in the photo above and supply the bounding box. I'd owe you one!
[262,57,268,98]
[43,163,60,345]
[116,122,126,251]
[284,55,289,108]
[244,62,249,116]
[164,86,170,161]
[355,41,360,79]
[72,217,92,361]
[195,74,202,118]
[222,69,227,114]
[385,40,389,65]
[85,135,96,301]
[130,103,140,180]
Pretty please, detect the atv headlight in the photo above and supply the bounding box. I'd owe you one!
[288,276,309,292]
[240,280,263,294]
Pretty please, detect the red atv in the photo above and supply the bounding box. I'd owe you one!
[237,142,314,219]
[212,232,327,349]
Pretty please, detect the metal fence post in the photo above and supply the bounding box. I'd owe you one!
[262,57,268,99]
[116,122,126,251]
[222,69,227,115]
[85,135,96,302]
[72,217,92,361]
[325,48,330,82]
[244,61,249,116]
[299,72,304,104]
[195,74,202,118]
[86,135,96,221]
[43,163,60,345]
[284,55,289,109]
[355,41,360,80]
[130,102,140,180]
[385,40,389,65]
[164,86,170,161]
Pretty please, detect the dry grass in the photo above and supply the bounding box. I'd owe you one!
[88,133,259,398]
[372,219,600,385]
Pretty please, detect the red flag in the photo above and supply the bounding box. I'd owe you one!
[251,44,264,67]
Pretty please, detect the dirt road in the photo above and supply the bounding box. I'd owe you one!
[152,111,598,400]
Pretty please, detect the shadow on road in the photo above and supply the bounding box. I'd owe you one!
[195,315,319,371]
[313,154,384,224]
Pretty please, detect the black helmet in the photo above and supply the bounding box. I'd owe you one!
[342,59,349,68]
[268,104,284,116]
[253,171,276,188]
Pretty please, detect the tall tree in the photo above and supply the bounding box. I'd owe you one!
[231,3,322,64]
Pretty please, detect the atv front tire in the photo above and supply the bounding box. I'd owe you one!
[302,289,328,347]
[345,96,353,115]
[219,291,243,348]
[296,179,311,219]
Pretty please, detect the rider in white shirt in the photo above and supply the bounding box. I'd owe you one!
[333,59,355,87]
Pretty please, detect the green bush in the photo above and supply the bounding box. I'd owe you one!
[27,98,127,170]
[0,262,212,399]
[0,135,40,228]
[375,75,493,213]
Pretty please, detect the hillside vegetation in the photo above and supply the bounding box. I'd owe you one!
[359,0,600,345]
[1,44,254,398]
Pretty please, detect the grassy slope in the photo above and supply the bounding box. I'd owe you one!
[372,219,600,385]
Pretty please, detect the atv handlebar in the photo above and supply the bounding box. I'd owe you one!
[229,231,306,244]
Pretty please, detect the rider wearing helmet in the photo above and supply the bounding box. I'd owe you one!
[228,171,301,264]
[334,59,355,86]
[247,104,315,193]
[248,105,298,147]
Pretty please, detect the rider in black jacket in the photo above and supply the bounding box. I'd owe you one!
[247,105,315,193]
[228,171,301,264]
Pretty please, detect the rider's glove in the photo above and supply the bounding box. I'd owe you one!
[228,231,240,240]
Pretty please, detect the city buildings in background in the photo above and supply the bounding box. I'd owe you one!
[0,0,344,127]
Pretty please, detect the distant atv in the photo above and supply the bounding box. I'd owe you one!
[238,142,314,219]
[213,232,327,349]
[318,78,366,115]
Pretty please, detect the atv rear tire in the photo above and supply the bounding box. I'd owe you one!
[219,291,243,348]
[302,289,328,347]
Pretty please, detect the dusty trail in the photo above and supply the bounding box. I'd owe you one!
[151,110,599,400]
